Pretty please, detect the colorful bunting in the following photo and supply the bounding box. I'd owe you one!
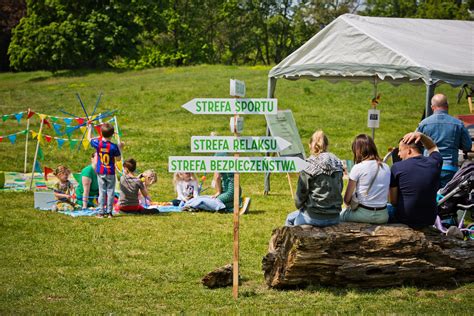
[0,136,2,142]
[50,116,58,122]
[38,114,47,121]
[42,119,51,129]
[63,118,73,125]
[69,139,78,150]
[53,123,62,135]
[31,131,37,139]
[14,112,24,123]
[38,146,44,160]
[81,139,90,150]
[2,115,9,122]
[80,126,87,134]
[8,134,16,144]
[94,125,103,138]
[44,167,54,181]
[44,135,52,143]
[35,161,42,173]
[27,110,35,119]
[56,138,65,148]
[75,117,85,125]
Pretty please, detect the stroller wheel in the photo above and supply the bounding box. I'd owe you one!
[467,223,474,241]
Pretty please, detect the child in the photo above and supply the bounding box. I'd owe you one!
[52,165,76,211]
[118,158,158,214]
[138,169,157,206]
[172,172,199,206]
[87,123,122,218]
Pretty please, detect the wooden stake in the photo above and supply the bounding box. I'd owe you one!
[30,119,44,190]
[232,114,240,299]
[24,109,30,173]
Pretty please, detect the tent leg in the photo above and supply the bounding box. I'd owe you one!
[425,83,436,118]
[264,77,277,195]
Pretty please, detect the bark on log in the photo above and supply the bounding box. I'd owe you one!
[262,223,474,289]
[202,264,233,288]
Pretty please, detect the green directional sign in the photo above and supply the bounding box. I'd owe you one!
[169,156,308,173]
[191,136,291,153]
[182,98,277,115]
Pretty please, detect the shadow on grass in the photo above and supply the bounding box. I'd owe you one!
[27,68,128,82]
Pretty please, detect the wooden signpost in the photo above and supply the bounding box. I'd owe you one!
[172,80,308,299]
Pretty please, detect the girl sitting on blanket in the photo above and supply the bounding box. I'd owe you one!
[52,165,77,211]
[171,172,199,206]
[138,169,157,206]
[118,159,159,214]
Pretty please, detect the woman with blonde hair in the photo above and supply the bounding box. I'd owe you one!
[285,130,344,227]
[340,134,390,224]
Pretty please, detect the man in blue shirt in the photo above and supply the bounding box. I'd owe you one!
[417,93,472,187]
[390,132,442,228]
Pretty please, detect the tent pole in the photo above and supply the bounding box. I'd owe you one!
[264,77,277,195]
[425,83,436,118]
[372,77,378,140]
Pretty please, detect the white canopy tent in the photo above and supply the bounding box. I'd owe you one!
[265,14,474,192]
[268,14,474,114]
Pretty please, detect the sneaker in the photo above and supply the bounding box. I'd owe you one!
[239,197,251,215]
[107,214,113,219]
[96,214,104,218]
[446,226,464,240]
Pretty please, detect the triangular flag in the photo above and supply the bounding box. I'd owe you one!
[63,118,73,125]
[2,115,9,122]
[53,123,62,135]
[66,126,76,135]
[44,167,54,181]
[94,125,103,138]
[0,136,3,142]
[116,160,123,173]
[109,117,115,123]
[31,130,37,139]
[80,126,87,134]
[44,135,52,143]
[15,112,24,123]
[38,114,47,121]
[8,134,17,144]
[35,160,42,173]
[82,139,90,150]
[56,138,65,148]
[50,116,58,122]
[21,130,27,135]
[27,110,35,119]
[38,146,44,160]
[43,119,51,129]
[69,139,78,149]
[75,117,85,125]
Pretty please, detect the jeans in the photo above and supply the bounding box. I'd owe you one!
[387,204,397,223]
[440,169,456,189]
[97,174,116,215]
[184,196,226,211]
[340,206,388,224]
[285,210,339,227]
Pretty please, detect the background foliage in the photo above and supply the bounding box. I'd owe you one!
[4,0,473,71]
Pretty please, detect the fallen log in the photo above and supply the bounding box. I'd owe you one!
[262,223,474,289]
[202,264,233,288]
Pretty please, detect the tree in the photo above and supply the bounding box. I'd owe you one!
[0,0,26,71]
[363,0,470,19]
[8,0,143,71]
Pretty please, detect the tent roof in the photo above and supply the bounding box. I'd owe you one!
[269,14,474,86]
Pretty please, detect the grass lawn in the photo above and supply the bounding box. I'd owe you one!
[0,65,473,313]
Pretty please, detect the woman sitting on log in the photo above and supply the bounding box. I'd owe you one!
[340,134,390,224]
[285,130,344,227]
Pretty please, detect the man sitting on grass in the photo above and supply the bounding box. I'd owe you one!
[389,132,442,228]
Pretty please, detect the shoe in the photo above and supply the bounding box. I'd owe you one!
[446,226,464,240]
[107,214,113,218]
[96,214,104,218]
[239,197,251,215]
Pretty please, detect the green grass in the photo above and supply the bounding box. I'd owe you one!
[0,65,473,313]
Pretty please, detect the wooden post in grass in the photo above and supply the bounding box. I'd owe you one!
[29,118,44,190]
[232,113,240,300]
[24,108,30,173]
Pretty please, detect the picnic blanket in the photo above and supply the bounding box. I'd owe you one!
[0,171,78,191]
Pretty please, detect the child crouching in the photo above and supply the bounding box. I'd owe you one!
[118,158,159,214]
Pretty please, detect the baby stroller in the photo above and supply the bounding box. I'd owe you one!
[435,162,474,240]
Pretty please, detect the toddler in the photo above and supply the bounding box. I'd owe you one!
[172,172,199,206]
[52,165,76,211]
[138,169,157,206]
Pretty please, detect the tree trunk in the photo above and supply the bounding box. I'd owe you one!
[262,223,474,289]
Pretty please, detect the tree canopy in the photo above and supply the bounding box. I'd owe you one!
[6,0,472,71]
